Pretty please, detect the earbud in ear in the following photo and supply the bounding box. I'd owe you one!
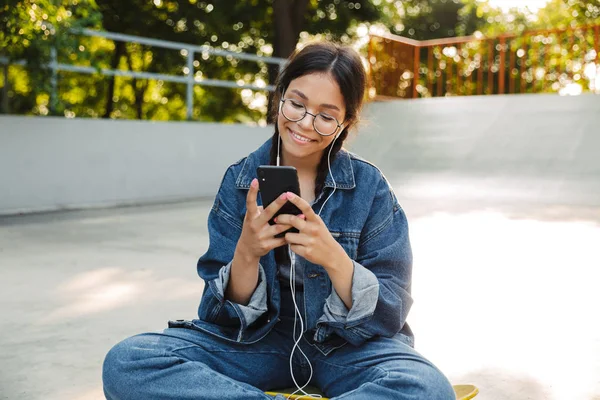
[334,125,347,140]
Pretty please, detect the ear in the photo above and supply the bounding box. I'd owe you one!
[335,122,350,139]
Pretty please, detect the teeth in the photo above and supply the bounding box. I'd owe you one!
[290,130,312,142]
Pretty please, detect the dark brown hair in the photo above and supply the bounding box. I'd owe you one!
[269,41,367,198]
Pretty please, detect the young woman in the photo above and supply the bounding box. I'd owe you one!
[103,42,455,400]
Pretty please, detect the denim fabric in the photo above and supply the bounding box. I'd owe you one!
[192,138,414,354]
[101,138,455,399]
[103,287,455,399]
[278,253,306,287]
[317,260,379,330]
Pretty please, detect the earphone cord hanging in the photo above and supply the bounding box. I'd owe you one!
[287,247,321,399]
[286,137,338,399]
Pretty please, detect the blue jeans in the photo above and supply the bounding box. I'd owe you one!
[103,288,454,399]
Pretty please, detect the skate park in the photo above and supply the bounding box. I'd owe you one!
[1,91,599,399]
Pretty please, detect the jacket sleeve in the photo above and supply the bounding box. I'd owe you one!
[314,176,413,346]
[196,168,269,331]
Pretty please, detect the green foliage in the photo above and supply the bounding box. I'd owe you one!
[536,0,600,29]
[395,0,466,39]
[1,0,101,62]
[1,0,398,122]
[1,0,599,121]
[1,0,102,115]
[370,0,600,99]
[456,0,532,37]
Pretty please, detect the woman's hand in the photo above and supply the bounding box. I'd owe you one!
[275,192,351,274]
[228,179,295,305]
[235,179,294,261]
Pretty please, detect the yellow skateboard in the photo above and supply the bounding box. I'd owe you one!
[266,384,479,399]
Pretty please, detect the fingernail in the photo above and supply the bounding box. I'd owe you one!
[279,193,287,200]
[251,178,258,187]
[286,192,295,200]
[299,214,305,219]
[274,217,278,223]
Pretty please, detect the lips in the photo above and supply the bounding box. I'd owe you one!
[288,128,316,144]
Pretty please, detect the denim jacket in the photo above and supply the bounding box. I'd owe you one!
[172,138,414,355]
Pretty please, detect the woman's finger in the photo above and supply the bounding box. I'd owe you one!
[245,179,260,218]
[264,237,288,251]
[284,232,310,246]
[258,192,289,225]
[266,223,294,238]
[288,243,306,258]
[274,214,307,231]
[285,192,318,221]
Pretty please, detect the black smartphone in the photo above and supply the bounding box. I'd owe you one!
[256,165,302,238]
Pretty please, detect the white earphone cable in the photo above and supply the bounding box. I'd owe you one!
[317,138,338,217]
[287,247,321,399]
[286,136,338,399]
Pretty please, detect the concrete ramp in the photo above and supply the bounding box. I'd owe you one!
[350,94,600,212]
[1,94,598,216]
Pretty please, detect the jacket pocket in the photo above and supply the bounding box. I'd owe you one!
[330,230,359,260]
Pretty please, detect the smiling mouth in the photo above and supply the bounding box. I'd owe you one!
[288,128,316,143]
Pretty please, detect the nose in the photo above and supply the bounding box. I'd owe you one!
[297,112,316,132]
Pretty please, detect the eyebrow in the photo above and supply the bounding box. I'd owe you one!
[290,89,341,112]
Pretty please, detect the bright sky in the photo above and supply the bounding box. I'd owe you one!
[486,0,550,12]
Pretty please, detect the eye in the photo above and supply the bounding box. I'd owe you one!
[318,113,336,122]
[289,99,304,109]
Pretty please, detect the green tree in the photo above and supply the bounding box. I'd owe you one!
[536,0,600,29]
[2,0,400,121]
[86,0,396,122]
[6,0,597,120]
[0,0,102,115]
[456,0,532,37]
[394,0,467,40]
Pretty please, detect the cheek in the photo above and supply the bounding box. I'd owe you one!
[277,114,287,133]
[321,136,336,148]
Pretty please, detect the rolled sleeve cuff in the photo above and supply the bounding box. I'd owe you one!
[320,260,379,325]
[214,262,269,327]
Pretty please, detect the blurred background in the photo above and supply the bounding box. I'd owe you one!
[1,0,599,122]
[1,1,599,400]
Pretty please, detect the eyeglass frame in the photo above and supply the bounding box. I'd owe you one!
[279,98,345,137]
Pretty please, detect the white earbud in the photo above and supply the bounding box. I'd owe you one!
[276,132,281,167]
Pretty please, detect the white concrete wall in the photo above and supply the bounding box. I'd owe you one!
[351,93,600,179]
[0,117,270,215]
[1,93,599,215]
[347,93,600,207]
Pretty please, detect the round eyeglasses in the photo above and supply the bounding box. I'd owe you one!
[279,98,343,137]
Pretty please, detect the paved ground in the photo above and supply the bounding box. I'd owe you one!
[1,173,599,400]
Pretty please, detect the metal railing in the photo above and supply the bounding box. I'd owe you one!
[0,29,287,119]
[368,24,600,99]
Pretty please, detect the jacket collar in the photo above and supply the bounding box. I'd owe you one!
[235,138,356,190]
